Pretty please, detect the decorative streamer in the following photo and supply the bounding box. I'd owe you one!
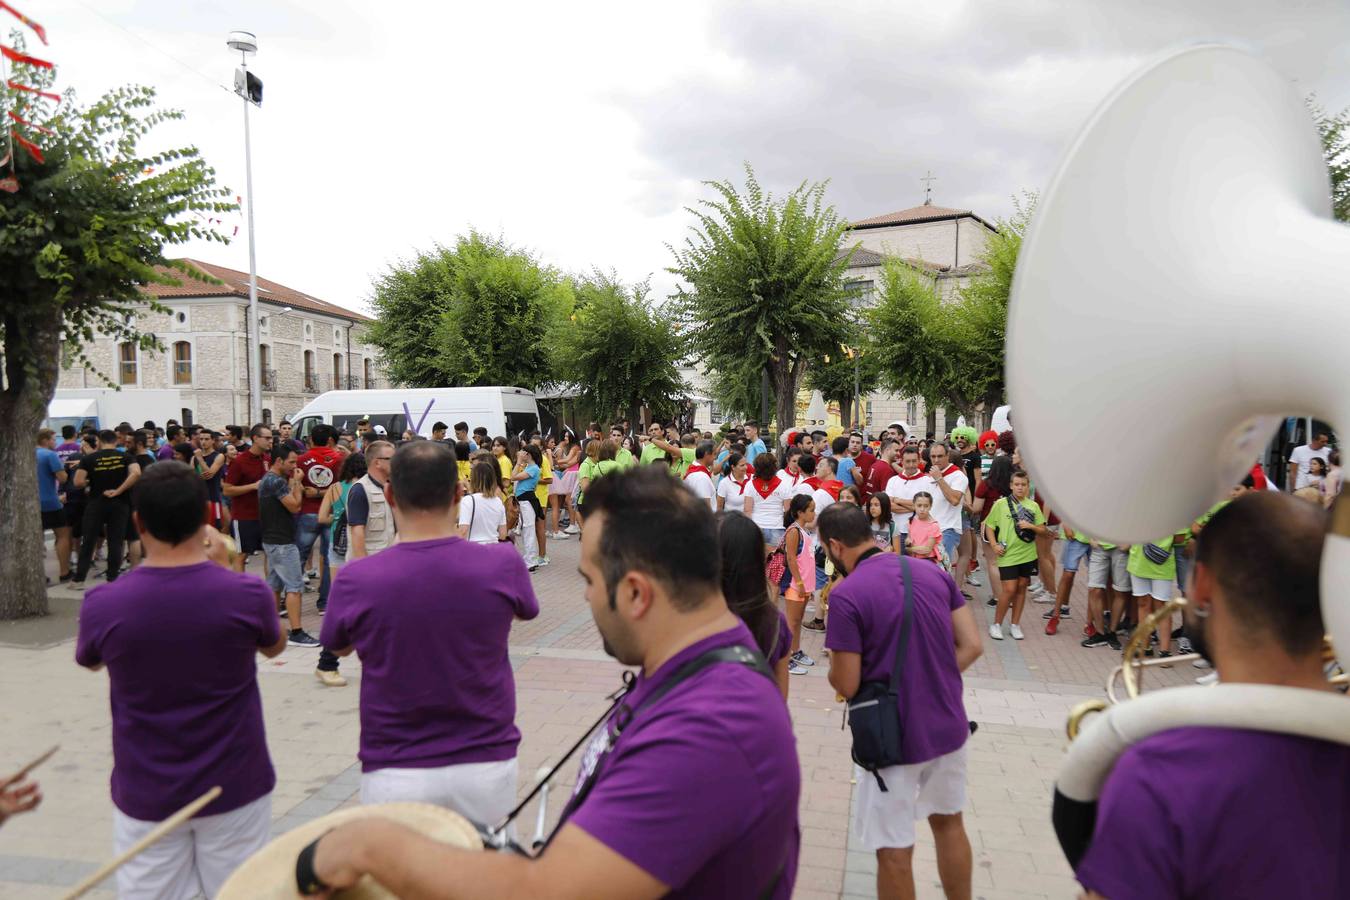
[7,80,58,102]
[0,176,18,192]
[11,128,42,162]
[0,44,52,69]
[0,2,47,44]
[7,109,50,134]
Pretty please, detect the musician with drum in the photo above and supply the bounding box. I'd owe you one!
[1072,493,1349,898]
[297,466,801,898]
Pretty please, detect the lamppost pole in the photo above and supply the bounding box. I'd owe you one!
[228,31,261,424]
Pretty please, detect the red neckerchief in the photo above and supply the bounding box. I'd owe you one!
[895,470,928,481]
[939,464,960,478]
[750,475,781,499]
[784,468,801,485]
[684,465,711,480]
[818,479,843,500]
[803,476,821,491]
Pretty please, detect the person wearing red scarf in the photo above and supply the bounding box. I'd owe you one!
[683,440,717,511]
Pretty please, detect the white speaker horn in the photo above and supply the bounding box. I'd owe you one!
[1007,43,1350,653]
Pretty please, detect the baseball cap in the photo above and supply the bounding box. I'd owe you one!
[373,425,388,435]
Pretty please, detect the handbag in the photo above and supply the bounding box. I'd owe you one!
[765,525,796,589]
[845,555,914,791]
[505,494,520,532]
[1142,542,1171,565]
[1006,496,1037,542]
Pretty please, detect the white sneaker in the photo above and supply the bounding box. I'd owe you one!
[536,557,550,567]
[564,524,581,535]
[988,623,1004,640]
[552,531,570,540]
[1009,623,1025,641]
[1195,671,1219,685]
[1192,658,1212,669]
[1032,592,1056,604]
[967,573,982,587]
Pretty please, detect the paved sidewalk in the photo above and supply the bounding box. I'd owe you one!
[0,535,1171,898]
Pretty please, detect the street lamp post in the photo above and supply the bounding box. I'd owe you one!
[227,30,262,424]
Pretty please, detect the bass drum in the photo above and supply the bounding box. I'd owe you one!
[217,802,482,899]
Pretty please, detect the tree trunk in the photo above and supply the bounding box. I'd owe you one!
[0,311,62,619]
[925,407,938,440]
[839,396,853,430]
[771,352,807,435]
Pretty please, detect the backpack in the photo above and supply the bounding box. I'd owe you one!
[330,482,351,556]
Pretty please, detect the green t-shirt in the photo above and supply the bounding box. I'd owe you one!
[984,496,1045,567]
[1127,537,1177,580]
[577,458,620,503]
[671,447,696,478]
[639,444,667,466]
[1063,525,1091,545]
[1194,500,1230,530]
[616,448,636,470]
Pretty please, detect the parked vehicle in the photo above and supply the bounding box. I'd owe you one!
[290,386,541,441]
[45,389,184,434]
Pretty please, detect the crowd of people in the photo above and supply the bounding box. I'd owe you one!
[19,413,1346,899]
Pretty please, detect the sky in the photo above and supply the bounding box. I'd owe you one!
[23,0,1350,316]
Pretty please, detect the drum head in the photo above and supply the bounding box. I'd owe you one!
[217,802,482,899]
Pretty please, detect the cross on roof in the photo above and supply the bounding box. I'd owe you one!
[920,171,936,206]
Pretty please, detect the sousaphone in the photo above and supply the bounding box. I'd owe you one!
[1004,43,1350,867]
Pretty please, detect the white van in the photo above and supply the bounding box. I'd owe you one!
[289,387,541,442]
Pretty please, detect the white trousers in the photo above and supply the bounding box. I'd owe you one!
[360,757,518,828]
[517,498,539,565]
[113,793,271,900]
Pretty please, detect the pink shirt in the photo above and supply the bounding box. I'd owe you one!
[907,517,942,559]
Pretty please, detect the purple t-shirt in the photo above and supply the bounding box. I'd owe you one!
[1076,726,1350,899]
[566,623,800,898]
[320,536,539,771]
[74,562,279,821]
[156,443,176,461]
[825,551,968,764]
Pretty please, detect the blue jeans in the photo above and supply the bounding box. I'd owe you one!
[941,528,961,561]
[294,513,331,602]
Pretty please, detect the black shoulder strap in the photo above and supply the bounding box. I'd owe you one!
[615,644,774,736]
[888,556,914,694]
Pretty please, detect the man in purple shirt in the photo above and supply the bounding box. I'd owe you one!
[321,440,539,824]
[306,466,800,899]
[75,461,286,898]
[1075,492,1349,899]
[156,424,186,461]
[819,502,983,900]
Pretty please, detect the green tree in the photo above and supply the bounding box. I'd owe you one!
[0,43,234,618]
[670,164,854,431]
[367,232,570,389]
[1308,95,1350,222]
[553,275,689,425]
[804,329,882,429]
[867,194,1033,427]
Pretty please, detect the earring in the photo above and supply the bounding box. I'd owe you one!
[1192,605,1210,619]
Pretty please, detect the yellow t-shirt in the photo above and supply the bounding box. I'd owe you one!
[496,454,512,486]
[457,460,471,484]
[535,455,553,506]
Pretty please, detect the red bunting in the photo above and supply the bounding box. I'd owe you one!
[7,110,50,135]
[10,129,42,162]
[0,176,18,193]
[0,150,9,168]
[0,3,47,45]
[7,80,58,102]
[1,44,52,69]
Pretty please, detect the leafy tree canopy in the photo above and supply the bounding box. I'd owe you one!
[1308,95,1350,222]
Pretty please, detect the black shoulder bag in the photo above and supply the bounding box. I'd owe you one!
[845,555,914,791]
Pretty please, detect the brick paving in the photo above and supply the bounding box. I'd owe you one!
[0,535,1190,897]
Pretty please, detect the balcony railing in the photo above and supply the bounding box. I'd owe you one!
[261,369,277,392]
[304,374,320,394]
[365,377,378,389]
[322,374,362,391]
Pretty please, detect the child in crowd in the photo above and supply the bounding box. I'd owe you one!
[780,494,817,677]
[905,492,944,566]
[866,493,900,554]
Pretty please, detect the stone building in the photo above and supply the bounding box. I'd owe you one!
[57,258,388,427]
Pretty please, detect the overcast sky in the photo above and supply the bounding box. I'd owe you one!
[29,0,1350,315]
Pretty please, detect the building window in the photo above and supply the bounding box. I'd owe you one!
[332,352,342,387]
[364,358,373,388]
[118,342,137,385]
[846,279,875,306]
[262,407,272,425]
[907,399,917,423]
[709,401,723,423]
[303,349,316,392]
[172,341,192,385]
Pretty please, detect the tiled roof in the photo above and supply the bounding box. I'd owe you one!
[849,203,996,232]
[837,246,885,268]
[142,258,372,322]
[836,245,987,278]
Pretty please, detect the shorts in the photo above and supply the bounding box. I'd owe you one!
[1087,547,1129,590]
[263,542,305,593]
[961,510,973,532]
[853,744,968,851]
[66,498,86,539]
[998,560,1038,581]
[941,528,961,561]
[234,519,263,554]
[40,507,67,530]
[206,500,222,525]
[114,793,271,900]
[760,526,786,547]
[1130,575,1173,601]
[1061,540,1090,573]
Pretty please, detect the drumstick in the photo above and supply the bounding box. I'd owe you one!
[61,786,222,900]
[0,745,58,789]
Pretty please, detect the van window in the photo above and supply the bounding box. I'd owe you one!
[331,413,408,439]
[294,416,322,441]
[504,411,539,439]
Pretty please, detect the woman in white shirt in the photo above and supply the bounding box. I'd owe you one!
[716,452,749,512]
[743,452,793,548]
[457,459,508,544]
